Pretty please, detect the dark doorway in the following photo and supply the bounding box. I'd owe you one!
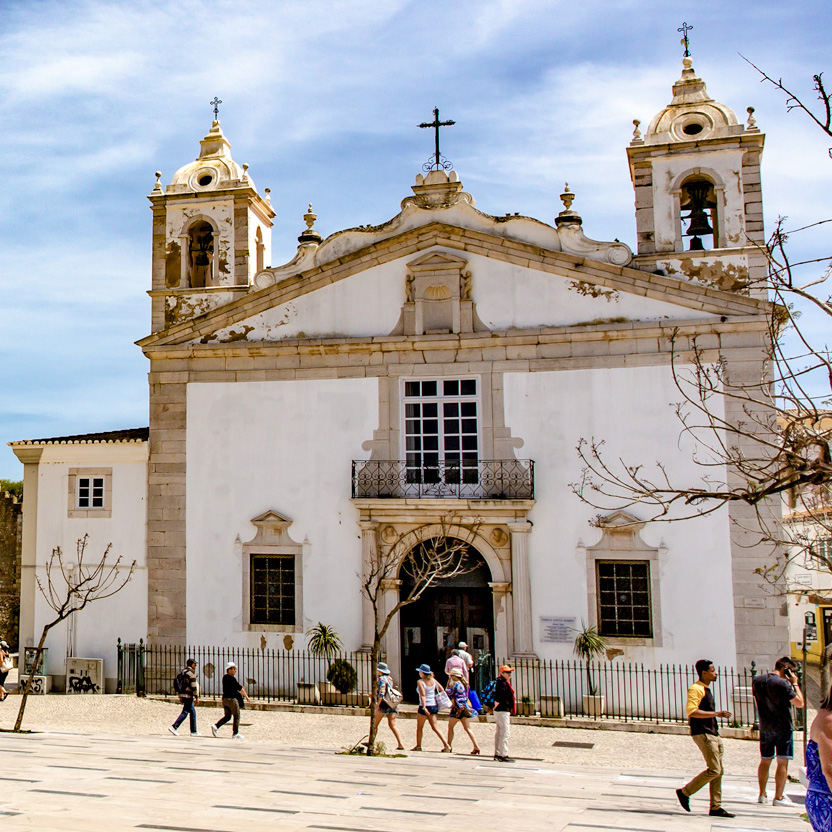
[398,539,493,701]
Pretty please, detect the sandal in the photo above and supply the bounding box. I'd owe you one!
[470,749,481,755]
[441,746,451,753]
[410,746,421,751]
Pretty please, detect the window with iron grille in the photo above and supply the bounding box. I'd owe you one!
[250,554,295,626]
[817,537,832,563]
[403,378,479,484]
[77,476,105,509]
[596,560,652,638]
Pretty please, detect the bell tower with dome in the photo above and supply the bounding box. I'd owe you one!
[147,119,275,332]
[627,55,766,296]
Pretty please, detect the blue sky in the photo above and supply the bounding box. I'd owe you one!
[1,0,829,479]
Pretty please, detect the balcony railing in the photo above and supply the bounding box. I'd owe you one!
[351,459,534,500]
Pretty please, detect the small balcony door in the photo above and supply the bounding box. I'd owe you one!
[402,378,480,497]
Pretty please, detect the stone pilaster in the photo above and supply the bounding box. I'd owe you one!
[489,582,512,660]
[508,520,535,657]
[359,520,378,651]
[146,372,187,645]
[380,578,402,673]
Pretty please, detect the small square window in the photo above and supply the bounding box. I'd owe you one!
[68,468,111,517]
[78,477,105,509]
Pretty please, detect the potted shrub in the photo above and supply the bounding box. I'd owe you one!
[326,658,359,704]
[303,622,343,705]
[574,622,607,716]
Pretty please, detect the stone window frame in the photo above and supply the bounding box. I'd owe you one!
[583,511,663,647]
[241,510,304,633]
[67,467,112,519]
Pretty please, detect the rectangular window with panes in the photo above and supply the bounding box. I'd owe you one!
[403,378,479,486]
[596,560,653,638]
[250,554,296,627]
[77,476,105,509]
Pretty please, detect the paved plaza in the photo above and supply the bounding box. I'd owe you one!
[0,724,809,832]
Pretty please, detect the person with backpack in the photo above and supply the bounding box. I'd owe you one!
[211,661,250,740]
[492,664,516,763]
[373,662,405,751]
[411,664,451,752]
[169,658,200,736]
[446,666,480,755]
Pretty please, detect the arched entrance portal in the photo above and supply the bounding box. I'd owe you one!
[399,538,494,700]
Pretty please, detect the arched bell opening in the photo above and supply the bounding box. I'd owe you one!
[679,177,718,251]
[187,220,215,287]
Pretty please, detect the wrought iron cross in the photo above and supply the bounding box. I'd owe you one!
[677,22,693,57]
[210,96,222,120]
[419,107,456,172]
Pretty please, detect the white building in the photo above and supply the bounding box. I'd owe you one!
[12,56,788,691]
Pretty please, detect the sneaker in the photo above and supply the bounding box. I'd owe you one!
[709,808,736,818]
[676,789,690,812]
[168,726,179,736]
[757,795,769,804]
[773,796,794,807]
[232,733,244,740]
[190,731,201,736]
[495,755,515,763]
[211,724,218,738]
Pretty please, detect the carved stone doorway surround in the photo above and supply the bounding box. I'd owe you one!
[352,498,536,671]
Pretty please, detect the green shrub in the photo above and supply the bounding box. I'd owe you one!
[327,658,358,694]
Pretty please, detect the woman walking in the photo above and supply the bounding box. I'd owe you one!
[446,666,480,754]
[412,664,450,752]
[373,662,405,751]
[0,640,11,701]
[211,662,250,739]
[806,681,832,831]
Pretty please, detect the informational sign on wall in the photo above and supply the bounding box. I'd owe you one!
[540,616,577,643]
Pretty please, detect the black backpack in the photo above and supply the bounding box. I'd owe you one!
[173,670,189,695]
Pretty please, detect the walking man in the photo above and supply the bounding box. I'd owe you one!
[753,656,805,805]
[457,641,474,673]
[493,664,515,763]
[211,661,250,740]
[169,658,200,736]
[676,659,735,818]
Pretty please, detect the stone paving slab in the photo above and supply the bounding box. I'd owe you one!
[0,730,809,832]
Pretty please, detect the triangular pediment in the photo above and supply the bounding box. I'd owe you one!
[251,509,292,526]
[138,222,768,350]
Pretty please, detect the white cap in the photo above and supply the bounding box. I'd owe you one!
[458,641,467,649]
[225,662,237,671]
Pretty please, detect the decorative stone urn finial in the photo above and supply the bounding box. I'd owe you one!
[556,182,582,227]
[631,119,643,144]
[153,171,163,193]
[298,203,323,245]
[746,106,759,131]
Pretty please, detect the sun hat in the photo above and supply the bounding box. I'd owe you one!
[458,641,468,649]
[499,664,514,673]
[449,667,464,677]
[376,662,391,675]
[416,663,433,675]
[225,661,237,671]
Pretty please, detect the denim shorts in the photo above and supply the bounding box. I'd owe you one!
[378,700,397,715]
[760,731,794,760]
[418,705,439,716]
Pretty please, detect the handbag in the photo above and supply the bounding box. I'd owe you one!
[383,682,403,708]
[436,690,452,710]
[468,689,482,712]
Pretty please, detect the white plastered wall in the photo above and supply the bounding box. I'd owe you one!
[503,364,738,667]
[28,444,148,688]
[186,377,379,649]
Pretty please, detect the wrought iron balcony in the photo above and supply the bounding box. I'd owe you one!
[351,459,534,500]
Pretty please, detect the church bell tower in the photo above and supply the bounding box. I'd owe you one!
[148,117,275,331]
[627,54,766,295]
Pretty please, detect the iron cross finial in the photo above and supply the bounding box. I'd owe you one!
[419,107,456,172]
[210,97,222,120]
[677,22,693,58]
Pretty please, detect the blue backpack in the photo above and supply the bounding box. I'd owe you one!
[480,679,498,710]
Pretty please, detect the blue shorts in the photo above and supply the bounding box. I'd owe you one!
[378,700,396,715]
[418,705,439,716]
[760,731,794,760]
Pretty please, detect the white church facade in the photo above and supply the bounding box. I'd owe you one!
[11,57,788,691]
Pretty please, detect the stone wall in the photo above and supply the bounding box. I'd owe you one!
[0,491,22,647]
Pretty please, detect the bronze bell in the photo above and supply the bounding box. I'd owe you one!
[682,180,714,249]
[686,208,714,238]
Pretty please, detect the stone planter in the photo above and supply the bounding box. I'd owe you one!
[318,681,365,706]
[582,693,605,716]
[517,701,536,717]
[540,694,565,718]
[297,682,321,705]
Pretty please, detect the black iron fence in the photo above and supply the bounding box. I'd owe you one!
[508,657,759,726]
[117,640,759,727]
[351,459,534,499]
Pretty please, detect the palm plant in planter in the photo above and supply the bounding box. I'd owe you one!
[573,622,608,715]
[304,622,343,705]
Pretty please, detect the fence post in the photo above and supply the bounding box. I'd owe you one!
[137,638,146,697]
[116,638,123,694]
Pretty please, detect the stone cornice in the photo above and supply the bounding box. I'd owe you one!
[138,222,769,351]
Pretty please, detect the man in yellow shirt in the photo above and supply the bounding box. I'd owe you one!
[675,659,735,818]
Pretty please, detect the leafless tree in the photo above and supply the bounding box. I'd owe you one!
[359,515,480,756]
[571,66,832,591]
[14,536,136,732]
